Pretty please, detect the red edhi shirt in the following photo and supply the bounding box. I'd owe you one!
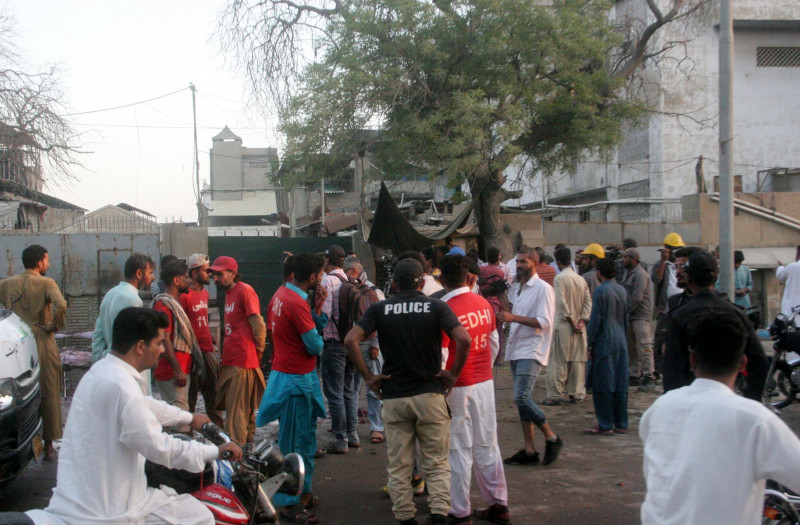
[267,285,318,375]
[222,281,261,369]
[441,289,496,387]
[153,302,193,381]
[180,288,214,352]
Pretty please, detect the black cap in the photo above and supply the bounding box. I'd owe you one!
[394,258,424,282]
[684,251,718,282]
[324,245,346,267]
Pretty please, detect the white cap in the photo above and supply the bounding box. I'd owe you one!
[187,253,209,269]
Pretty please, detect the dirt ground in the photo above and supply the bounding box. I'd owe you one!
[4,360,800,524]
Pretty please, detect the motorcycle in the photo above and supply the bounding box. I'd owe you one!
[764,481,800,525]
[763,307,800,409]
[0,423,304,525]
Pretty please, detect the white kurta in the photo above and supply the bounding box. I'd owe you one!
[640,379,800,525]
[777,261,800,316]
[44,355,218,525]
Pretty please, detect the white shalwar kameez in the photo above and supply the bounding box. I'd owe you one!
[777,261,800,317]
[40,354,218,525]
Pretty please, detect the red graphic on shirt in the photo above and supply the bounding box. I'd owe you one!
[180,288,213,352]
[268,286,318,375]
[153,302,193,381]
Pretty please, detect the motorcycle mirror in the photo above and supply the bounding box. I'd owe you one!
[277,453,305,496]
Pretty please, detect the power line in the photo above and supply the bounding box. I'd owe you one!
[63,87,190,116]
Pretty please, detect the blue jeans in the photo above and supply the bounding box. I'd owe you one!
[510,359,547,426]
[353,341,384,432]
[321,341,359,448]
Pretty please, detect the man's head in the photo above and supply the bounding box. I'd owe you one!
[421,247,438,273]
[674,246,706,289]
[439,254,468,289]
[324,245,346,271]
[684,251,718,292]
[687,310,747,381]
[343,255,363,281]
[581,243,605,271]
[393,258,424,292]
[534,247,548,266]
[622,237,638,249]
[734,250,745,269]
[161,260,190,294]
[622,247,641,270]
[515,246,539,282]
[282,254,295,283]
[22,244,49,276]
[517,244,528,255]
[554,247,571,268]
[398,250,427,272]
[292,253,325,290]
[111,307,169,372]
[159,254,178,276]
[209,255,240,290]
[464,255,480,289]
[187,253,210,286]
[597,258,616,281]
[124,253,156,289]
[486,246,501,265]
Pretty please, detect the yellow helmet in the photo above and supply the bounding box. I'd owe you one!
[663,232,686,248]
[583,243,605,259]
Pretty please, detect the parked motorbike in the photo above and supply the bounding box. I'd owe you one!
[763,307,800,409]
[0,423,304,525]
[764,481,800,525]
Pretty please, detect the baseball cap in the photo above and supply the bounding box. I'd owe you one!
[448,246,466,256]
[684,251,717,281]
[394,258,424,282]
[187,253,209,269]
[324,245,346,266]
[208,256,238,273]
[622,248,641,261]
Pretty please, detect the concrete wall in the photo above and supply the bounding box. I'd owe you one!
[160,223,208,258]
[210,139,243,201]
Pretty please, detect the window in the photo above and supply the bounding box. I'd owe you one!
[757,47,800,68]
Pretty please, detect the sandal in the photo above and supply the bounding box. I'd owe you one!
[370,431,385,444]
[473,503,511,524]
[301,493,318,510]
[314,448,327,458]
[583,426,614,436]
[280,505,320,524]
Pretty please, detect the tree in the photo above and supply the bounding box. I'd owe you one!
[0,13,81,190]
[219,0,709,252]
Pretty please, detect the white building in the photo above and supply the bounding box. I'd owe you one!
[502,0,800,223]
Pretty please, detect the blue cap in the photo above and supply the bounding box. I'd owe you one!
[448,247,466,256]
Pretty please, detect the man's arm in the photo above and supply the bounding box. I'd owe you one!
[91,315,107,362]
[628,271,645,315]
[743,322,769,401]
[345,324,389,395]
[161,335,188,388]
[248,314,266,359]
[44,279,67,332]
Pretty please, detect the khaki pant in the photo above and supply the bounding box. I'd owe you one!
[545,321,587,400]
[217,366,265,444]
[383,393,451,521]
[188,350,223,428]
[156,377,191,433]
[627,319,654,377]
[36,330,63,441]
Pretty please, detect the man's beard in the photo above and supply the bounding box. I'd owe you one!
[517,267,533,282]
[215,281,232,291]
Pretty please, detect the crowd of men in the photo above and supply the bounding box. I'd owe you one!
[5,234,800,525]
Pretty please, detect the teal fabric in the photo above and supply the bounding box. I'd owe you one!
[92,281,143,362]
[716,265,753,310]
[285,282,328,353]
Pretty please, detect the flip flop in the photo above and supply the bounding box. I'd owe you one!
[301,493,318,510]
[583,426,613,436]
[370,431,385,444]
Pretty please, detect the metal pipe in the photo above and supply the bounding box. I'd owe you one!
[518,197,681,213]
[709,195,800,232]
[731,196,800,227]
[718,0,735,298]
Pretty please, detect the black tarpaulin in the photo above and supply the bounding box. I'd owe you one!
[367,182,478,253]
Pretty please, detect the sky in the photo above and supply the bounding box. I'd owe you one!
[11,0,277,222]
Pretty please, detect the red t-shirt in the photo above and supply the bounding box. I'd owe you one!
[180,288,214,352]
[442,290,496,387]
[222,282,261,368]
[268,286,318,375]
[153,301,193,381]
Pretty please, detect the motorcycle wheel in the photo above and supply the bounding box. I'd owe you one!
[764,361,799,409]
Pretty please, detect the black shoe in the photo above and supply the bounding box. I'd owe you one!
[542,437,563,466]
[504,449,540,465]
[429,514,447,525]
[399,519,419,525]
[638,375,653,392]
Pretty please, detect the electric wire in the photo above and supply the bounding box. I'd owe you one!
[63,87,191,116]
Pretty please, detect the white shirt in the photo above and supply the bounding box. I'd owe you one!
[506,256,517,282]
[666,262,681,298]
[505,274,555,365]
[640,378,800,525]
[46,355,219,524]
[422,274,444,296]
[777,261,800,316]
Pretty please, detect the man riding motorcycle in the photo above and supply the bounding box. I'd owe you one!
[32,307,241,525]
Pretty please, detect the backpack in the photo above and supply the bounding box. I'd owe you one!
[336,277,380,341]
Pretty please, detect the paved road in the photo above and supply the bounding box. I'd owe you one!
[3,365,800,524]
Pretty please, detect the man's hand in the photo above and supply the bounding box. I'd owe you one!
[365,373,390,397]
[218,442,243,462]
[174,369,188,388]
[436,369,458,395]
[660,248,671,262]
[190,413,211,432]
[314,286,328,314]
[369,346,380,360]
[570,319,583,334]
[777,260,783,267]
[497,311,514,323]
[35,323,57,334]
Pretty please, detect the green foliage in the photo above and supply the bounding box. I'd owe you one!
[278,0,643,189]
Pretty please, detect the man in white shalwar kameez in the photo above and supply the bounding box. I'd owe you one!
[34,307,242,525]
[777,246,800,317]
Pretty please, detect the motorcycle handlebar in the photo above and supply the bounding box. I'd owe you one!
[201,422,231,445]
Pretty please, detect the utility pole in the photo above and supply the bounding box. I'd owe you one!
[718,0,735,299]
[321,176,326,235]
[190,83,202,225]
